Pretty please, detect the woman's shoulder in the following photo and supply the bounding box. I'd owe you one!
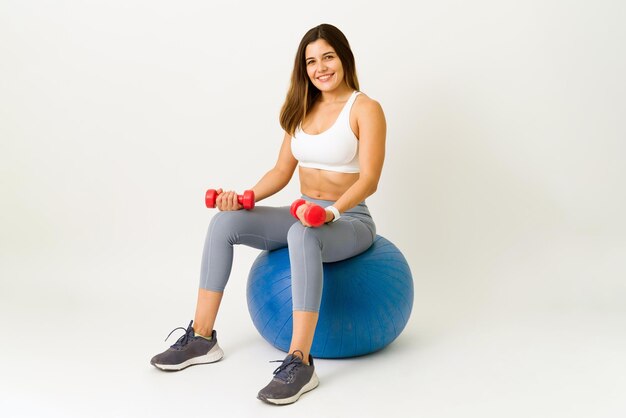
[353,91,385,117]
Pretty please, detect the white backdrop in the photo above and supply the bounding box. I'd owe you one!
[1,1,625,417]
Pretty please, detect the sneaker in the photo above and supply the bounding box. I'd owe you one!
[150,320,224,371]
[257,350,319,405]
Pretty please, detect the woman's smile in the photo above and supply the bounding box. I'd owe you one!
[317,73,335,82]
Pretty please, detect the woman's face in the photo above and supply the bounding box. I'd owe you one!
[305,38,344,92]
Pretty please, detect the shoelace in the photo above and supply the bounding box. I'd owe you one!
[270,350,305,382]
[164,320,194,349]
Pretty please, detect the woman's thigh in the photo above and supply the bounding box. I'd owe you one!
[290,215,376,262]
[209,205,297,251]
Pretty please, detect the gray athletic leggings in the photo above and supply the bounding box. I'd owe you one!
[199,195,376,312]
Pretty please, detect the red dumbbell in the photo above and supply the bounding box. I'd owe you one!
[290,199,327,227]
[205,189,255,210]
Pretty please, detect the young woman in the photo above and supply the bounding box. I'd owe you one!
[150,23,386,405]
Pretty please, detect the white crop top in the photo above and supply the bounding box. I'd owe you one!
[291,90,361,173]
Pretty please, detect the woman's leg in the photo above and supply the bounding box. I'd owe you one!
[257,213,376,404]
[290,311,319,364]
[151,205,297,371]
[193,289,224,337]
[193,206,296,335]
[286,215,376,362]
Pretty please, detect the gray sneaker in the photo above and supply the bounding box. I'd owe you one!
[257,350,319,405]
[150,320,224,371]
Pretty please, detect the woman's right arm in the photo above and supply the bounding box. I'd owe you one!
[218,133,288,202]
[216,133,297,210]
[251,132,298,203]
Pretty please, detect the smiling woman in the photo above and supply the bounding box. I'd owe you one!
[280,24,361,137]
[282,25,385,202]
[150,23,387,406]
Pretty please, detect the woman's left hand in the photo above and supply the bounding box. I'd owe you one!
[295,202,334,227]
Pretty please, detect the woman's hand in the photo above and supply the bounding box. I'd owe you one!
[215,188,243,211]
[295,201,335,226]
[296,202,314,226]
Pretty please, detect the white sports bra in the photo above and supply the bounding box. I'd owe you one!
[291,91,361,173]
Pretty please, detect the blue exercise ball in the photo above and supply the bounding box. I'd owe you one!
[246,235,413,358]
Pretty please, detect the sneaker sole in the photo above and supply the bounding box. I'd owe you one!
[258,372,319,405]
[152,343,224,371]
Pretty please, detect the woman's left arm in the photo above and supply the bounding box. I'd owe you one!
[327,98,387,220]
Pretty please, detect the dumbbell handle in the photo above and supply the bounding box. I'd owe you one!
[206,189,255,210]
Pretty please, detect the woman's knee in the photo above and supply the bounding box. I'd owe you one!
[207,210,246,243]
[287,222,322,248]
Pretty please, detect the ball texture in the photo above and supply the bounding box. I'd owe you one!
[246,235,413,358]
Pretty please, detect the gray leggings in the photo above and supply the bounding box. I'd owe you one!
[199,195,376,312]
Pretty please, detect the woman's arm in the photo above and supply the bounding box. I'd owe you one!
[328,98,386,219]
[251,132,299,203]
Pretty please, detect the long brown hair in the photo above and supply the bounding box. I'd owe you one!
[280,24,360,136]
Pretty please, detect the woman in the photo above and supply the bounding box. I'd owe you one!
[150,23,386,405]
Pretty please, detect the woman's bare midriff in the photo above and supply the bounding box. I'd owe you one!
[298,166,359,201]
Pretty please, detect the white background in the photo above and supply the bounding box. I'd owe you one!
[1,0,625,417]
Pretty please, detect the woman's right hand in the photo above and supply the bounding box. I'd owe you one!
[215,188,243,211]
